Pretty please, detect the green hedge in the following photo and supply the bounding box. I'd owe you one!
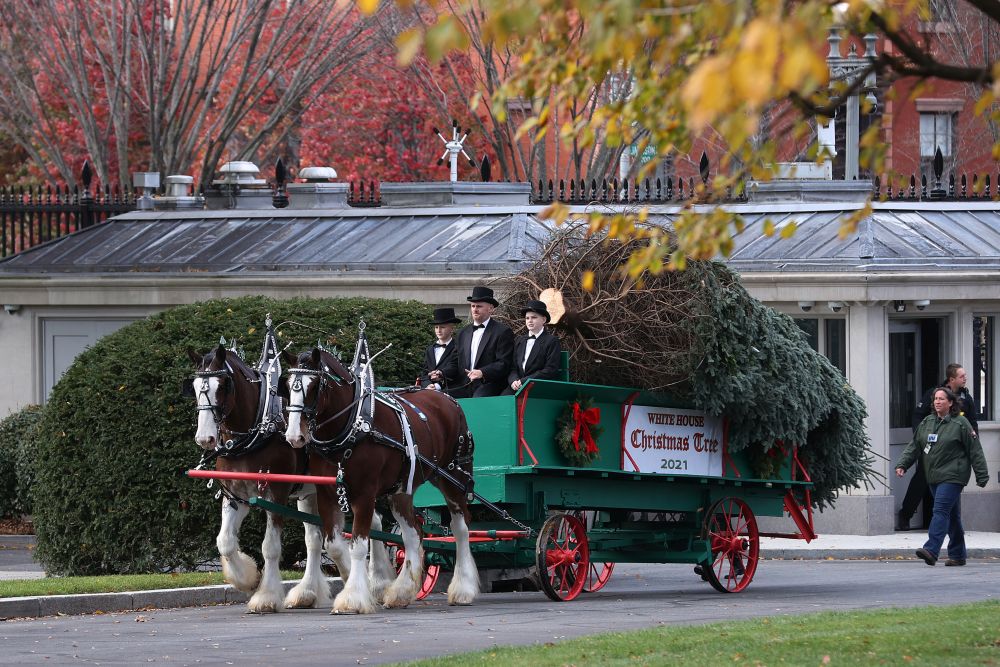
[0,404,43,518]
[32,296,433,575]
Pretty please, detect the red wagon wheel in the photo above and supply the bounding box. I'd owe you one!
[584,560,615,592]
[571,511,614,593]
[536,513,590,601]
[699,497,760,593]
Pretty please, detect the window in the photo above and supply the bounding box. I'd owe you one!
[794,317,847,376]
[973,316,994,421]
[920,113,954,158]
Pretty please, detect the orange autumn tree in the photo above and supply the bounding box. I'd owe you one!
[0,0,375,187]
[379,0,1000,272]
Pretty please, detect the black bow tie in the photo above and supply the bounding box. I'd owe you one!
[527,335,536,339]
[473,324,485,330]
[434,343,448,348]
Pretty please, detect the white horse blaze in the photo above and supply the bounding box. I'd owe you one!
[284,373,314,448]
[194,377,221,448]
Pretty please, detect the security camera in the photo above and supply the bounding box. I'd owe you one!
[798,301,814,313]
[828,301,844,313]
[3,304,20,315]
[914,299,930,311]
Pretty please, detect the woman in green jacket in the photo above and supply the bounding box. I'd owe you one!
[896,387,989,566]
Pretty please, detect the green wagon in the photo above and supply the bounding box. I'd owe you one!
[411,378,817,601]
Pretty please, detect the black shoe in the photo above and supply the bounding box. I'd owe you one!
[915,548,937,566]
[945,559,966,567]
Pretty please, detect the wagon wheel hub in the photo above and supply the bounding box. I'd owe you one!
[546,547,581,568]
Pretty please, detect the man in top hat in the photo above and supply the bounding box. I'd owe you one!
[452,286,515,398]
[418,307,463,391]
[503,300,562,395]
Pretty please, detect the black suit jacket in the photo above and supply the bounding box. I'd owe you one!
[418,340,460,390]
[452,319,515,397]
[507,331,561,389]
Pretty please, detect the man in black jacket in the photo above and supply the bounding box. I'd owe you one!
[418,307,462,391]
[503,300,562,395]
[451,286,515,398]
[899,363,979,530]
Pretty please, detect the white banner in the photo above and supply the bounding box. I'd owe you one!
[622,405,726,477]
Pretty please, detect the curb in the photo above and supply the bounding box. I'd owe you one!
[761,547,1000,560]
[0,582,281,621]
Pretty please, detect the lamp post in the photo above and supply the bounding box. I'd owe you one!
[827,30,878,180]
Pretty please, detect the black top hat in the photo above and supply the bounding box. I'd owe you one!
[467,285,499,307]
[521,299,551,322]
[431,307,462,325]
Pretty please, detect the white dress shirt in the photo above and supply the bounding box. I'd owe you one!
[470,319,489,367]
[523,327,544,367]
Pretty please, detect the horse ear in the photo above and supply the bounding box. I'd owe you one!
[187,347,203,365]
[281,349,298,367]
[215,344,227,365]
[310,347,322,368]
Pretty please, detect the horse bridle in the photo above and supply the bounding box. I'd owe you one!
[194,368,237,426]
[286,362,363,448]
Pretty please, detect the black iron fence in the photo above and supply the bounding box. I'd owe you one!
[0,163,136,259]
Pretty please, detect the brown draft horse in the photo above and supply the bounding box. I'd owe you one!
[283,347,479,614]
[188,343,349,613]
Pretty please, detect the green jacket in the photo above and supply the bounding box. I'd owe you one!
[897,413,989,487]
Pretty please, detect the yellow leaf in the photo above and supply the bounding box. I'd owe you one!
[779,221,798,238]
[682,57,731,130]
[763,219,775,236]
[425,15,469,63]
[732,20,778,106]
[582,270,595,292]
[395,28,423,67]
[356,0,378,14]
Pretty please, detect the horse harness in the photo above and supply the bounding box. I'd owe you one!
[192,321,301,507]
[287,326,530,534]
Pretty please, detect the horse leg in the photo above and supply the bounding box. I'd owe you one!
[332,497,378,614]
[285,492,333,609]
[217,499,260,594]
[382,494,423,609]
[443,492,479,606]
[368,511,395,604]
[247,510,286,613]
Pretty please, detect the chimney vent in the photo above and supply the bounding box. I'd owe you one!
[286,166,348,208]
[205,161,273,209]
[155,175,203,210]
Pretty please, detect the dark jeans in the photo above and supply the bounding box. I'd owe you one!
[924,482,966,561]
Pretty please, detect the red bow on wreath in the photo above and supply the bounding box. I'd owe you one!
[572,402,601,454]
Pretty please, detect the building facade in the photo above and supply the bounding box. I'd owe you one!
[0,178,996,535]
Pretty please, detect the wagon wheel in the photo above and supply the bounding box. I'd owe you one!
[387,521,440,601]
[698,497,760,593]
[536,513,590,601]
[572,511,614,592]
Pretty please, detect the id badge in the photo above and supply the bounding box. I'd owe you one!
[924,444,931,454]
[927,434,938,443]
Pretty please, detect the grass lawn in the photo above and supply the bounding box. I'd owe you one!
[394,599,1000,667]
[0,570,307,598]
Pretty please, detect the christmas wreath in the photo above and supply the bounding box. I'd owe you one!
[555,395,603,466]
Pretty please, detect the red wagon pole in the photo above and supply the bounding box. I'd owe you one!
[186,469,339,485]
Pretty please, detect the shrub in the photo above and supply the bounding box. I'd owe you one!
[32,296,432,575]
[0,404,43,518]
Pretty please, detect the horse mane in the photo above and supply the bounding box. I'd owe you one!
[297,348,354,384]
